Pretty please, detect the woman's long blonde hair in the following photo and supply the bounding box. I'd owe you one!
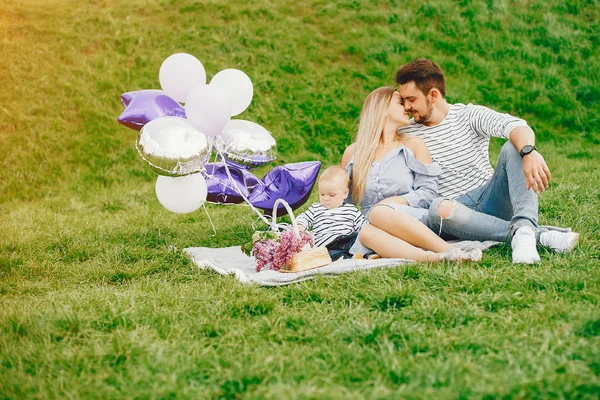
[351,86,397,203]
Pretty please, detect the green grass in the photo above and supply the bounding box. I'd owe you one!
[1,0,599,398]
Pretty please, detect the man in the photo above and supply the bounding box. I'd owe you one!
[396,58,579,264]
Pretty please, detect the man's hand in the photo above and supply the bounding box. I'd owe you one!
[523,150,551,193]
[508,126,551,194]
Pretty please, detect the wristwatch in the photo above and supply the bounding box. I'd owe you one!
[519,145,536,158]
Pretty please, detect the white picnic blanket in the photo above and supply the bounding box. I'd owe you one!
[184,240,501,286]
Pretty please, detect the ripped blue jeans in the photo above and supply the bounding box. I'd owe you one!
[428,142,539,242]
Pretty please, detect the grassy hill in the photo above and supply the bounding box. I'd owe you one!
[1,0,599,398]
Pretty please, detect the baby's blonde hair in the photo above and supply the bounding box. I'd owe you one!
[319,166,350,188]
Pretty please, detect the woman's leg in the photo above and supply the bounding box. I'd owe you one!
[369,205,453,253]
[359,224,441,262]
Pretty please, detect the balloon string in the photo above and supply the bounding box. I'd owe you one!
[202,204,217,236]
[203,140,261,206]
[214,146,274,229]
[213,144,292,233]
[203,170,260,201]
[206,138,290,235]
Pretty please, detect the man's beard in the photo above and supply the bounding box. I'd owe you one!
[413,99,433,124]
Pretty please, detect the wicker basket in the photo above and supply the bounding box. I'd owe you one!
[281,246,332,273]
[271,199,332,273]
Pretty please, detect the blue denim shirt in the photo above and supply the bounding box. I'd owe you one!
[345,146,442,215]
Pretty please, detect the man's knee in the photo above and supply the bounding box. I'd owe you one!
[429,198,458,219]
[429,198,443,218]
[500,141,520,160]
[438,199,458,219]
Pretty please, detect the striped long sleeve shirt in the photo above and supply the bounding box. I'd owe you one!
[399,103,528,199]
[295,203,366,247]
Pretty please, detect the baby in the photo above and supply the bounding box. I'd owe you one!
[296,166,366,260]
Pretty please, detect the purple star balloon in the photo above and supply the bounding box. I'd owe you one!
[118,90,186,131]
[247,161,321,216]
[204,162,262,204]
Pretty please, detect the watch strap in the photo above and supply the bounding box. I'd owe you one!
[519,145,536,158]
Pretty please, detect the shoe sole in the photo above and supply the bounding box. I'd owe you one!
[512,257,541,264]
[512,250,541,264]
[556,233,580,254]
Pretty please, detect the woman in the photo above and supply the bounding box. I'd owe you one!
[341,87,481,262]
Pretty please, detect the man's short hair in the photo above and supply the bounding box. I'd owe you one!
[396,58,446,98]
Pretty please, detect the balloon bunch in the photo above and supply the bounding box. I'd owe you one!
[118,53,320,219]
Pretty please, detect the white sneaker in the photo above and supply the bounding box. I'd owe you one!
[512,227,540,264]
[539,231,580,254]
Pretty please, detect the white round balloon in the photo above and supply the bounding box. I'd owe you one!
[155,173,207,214]
[185,85,232,137]
[210,69,253,116]
[159,53,206,103]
